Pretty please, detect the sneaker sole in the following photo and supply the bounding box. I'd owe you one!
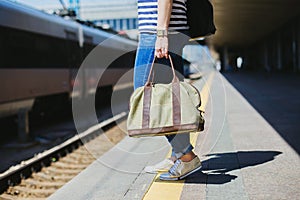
[159,165,202,181]
[179,165,202,180]
[144,169,169,174]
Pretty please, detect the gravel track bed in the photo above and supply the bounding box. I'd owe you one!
[0,121,126,200]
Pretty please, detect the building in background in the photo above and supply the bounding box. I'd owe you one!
[81,0,138,31]
[14,0,138,33]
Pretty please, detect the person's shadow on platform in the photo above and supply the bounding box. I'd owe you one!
[184,151,282,184]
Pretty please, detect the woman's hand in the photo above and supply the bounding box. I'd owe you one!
[155,0,172,59]
[155,36,168,58]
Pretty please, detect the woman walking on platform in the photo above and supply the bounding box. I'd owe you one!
[134,0,202,180]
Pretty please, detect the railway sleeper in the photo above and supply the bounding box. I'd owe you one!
[66,155,95,163]
[50,162,87,170]
[57,158,94,166]
[21,179,65,189]
[58,154,94,164]
[69,148,93,156]
[67,149,95,158]
[31,172,74,182]
[6,185,57,198]
[41,166,82,175]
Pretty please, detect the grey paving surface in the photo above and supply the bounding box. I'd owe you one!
[48,134,170,200]
[182,71,300,200]
[49,70,300,200]
[223,72,300,154]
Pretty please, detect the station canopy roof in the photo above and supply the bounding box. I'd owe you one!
[209,0,300,48]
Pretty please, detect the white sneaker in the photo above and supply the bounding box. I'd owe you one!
[144,159,175,174]
[159,156,202,181]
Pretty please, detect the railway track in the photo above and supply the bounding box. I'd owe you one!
[0,113,127,200]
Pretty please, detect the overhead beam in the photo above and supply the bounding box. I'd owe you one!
[209,0,300,48]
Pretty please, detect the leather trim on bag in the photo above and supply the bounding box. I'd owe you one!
[142,86,152,129]
[128,123,198,137]
[172,82,181,125]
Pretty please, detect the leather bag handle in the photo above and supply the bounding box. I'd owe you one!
[145,55,179,87]
[142,55,182,129]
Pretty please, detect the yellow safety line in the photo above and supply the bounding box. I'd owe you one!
[143,72,215,200]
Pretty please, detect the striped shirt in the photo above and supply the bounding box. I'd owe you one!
[137,0,189,33]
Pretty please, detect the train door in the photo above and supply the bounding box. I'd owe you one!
[65,30,83,99]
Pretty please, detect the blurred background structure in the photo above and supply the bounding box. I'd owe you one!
[12,0,300,72]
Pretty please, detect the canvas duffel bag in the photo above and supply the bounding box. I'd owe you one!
[127,55,204,137]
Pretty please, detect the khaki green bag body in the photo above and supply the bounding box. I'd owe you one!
[127,56,204,137]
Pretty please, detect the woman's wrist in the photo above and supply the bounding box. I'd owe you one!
[156,29,168,37]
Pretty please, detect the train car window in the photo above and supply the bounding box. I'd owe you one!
[1,25,75,69]
[82,35,94,58]
[65,31,77,41]
[84,35,93,44]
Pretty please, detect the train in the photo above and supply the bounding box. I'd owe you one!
[0,0,137,138]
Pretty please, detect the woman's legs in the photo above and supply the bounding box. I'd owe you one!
[134,32,194,162]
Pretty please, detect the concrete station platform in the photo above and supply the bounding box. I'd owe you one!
[48,69,300,200]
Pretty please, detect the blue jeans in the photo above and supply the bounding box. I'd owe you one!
[134,32,193,159]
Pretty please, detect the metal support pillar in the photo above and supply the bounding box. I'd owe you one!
[276,32,282,70]
[69,0,74,9]
[221,46,229,72]
[75,0,80,18]
[292,24,297,72]
[69,0,80,17]
[17,109,30,142]
[297,18,300,72]
[263,42,270,72]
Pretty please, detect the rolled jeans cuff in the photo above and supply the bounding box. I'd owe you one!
[171,144,194,159]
